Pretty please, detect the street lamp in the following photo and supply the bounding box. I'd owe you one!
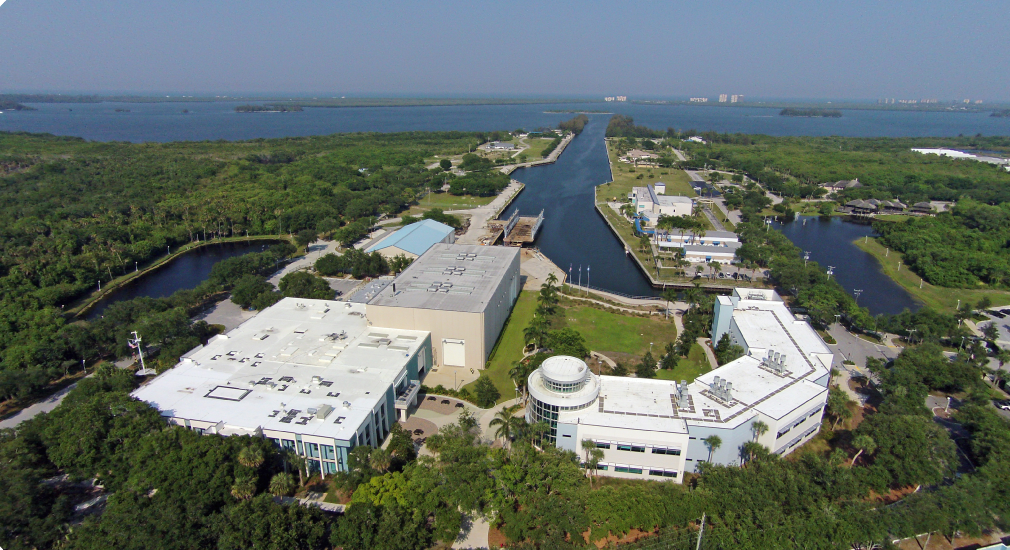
[826,266,835,280]
[853,289,863,304]
[803,251,810,267]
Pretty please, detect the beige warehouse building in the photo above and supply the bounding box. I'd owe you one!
[366,244,521,370]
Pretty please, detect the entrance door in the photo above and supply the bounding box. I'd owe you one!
[442,339,466,367]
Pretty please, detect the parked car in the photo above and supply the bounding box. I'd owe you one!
[994,399,1010,411]
[990,310,1006,319]
[1001,309,1010,315]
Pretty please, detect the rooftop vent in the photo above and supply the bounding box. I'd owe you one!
[675,380,690,408]
[710,377,734,402]
[762,349,787,373]
[342,401,351,409]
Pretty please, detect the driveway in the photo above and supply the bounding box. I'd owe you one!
[827,324,899,373]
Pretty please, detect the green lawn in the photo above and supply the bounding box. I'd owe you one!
[518,137,557,160]
[411,192,495,212]
[854,237,1010,312]
[655,343,711,383]
[601,141,694,203]
[462,291,538,402]
[560,304,677,357]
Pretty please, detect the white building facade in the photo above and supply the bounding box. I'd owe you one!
[630,184,693,226]
[526,288,832,483]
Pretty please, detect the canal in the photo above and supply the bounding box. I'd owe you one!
[508,116,658,297]
[85,241,277,319]
[509,118,921,314]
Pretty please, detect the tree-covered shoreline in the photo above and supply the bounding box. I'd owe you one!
[0,130,501,402]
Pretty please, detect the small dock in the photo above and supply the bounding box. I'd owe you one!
[489,209,544,247]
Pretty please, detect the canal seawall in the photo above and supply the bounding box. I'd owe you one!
[501,132,575,176]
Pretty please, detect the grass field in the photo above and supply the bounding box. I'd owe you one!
[518,137,557,160]
[559,304,677,357]
[601,141,694,203]
[656,343,712,383]
[462,291,538,402]
[411,192,495,212]
[854,237,1010,312]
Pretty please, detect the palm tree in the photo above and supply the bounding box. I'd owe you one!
[283,449,307,487]
[750,420,769,442]
[741,441,763,465]
[489,404,523,449]
[369,448,392,473]
[663,288,678,320]
[230,475,257,501]
[850,435,876,466]
[702,435,722,463]
[581,439,604,487]
[528,420,551,447]
[524,315,550,350]
[269,472,296,497]
[237,445,265,469]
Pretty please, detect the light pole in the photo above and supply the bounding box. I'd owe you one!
[826,266,835,280]
[908,328,918,344]
[135,261,138,272]
[853,289,863,305]
[803,251,810,267]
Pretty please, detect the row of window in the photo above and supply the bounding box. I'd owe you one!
[543,377,589,394]
[593,441,681,456]
[776,406,824,439]
[595,464,679,478]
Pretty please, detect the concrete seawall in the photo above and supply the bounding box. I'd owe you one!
[500,132,575,175]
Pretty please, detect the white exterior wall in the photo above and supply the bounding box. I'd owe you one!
[568,423,689,482]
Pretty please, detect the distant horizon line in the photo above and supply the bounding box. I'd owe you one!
[3,91,1007,104]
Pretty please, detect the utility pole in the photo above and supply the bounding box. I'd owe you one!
[853,289,863,304]
[826,266,835,280]
[695,512,706,550]
[803,251,810,267]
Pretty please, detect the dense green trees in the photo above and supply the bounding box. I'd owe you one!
[278,271,333,300]
[605,115,664,138]
[315,249,389,279]
[0,131,490,397]
[875,199,1010,288]
[557,114,588,135]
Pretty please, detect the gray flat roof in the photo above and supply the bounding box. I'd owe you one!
[132,298,428,441]
[366,244,519,313]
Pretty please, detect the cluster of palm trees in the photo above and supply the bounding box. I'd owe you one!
[523,273,560,351]
[489,403,551,450]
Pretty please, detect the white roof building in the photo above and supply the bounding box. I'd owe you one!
[132,298,432,476]
[631,184,693,225]
[527,288,832,483]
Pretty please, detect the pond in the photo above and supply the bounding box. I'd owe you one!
[84,241,278,319]
[776,216,920,316]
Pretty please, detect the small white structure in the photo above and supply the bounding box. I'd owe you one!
[655,230,740,264]
[487,141,516,151]
[631,184,693,225]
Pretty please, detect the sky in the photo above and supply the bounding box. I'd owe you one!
[1,0,1007,101]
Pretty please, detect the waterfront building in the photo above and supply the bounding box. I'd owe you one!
[654,230,740,264]
[630,184,693,225]
[132,298,431,476]
[365,243,520,370]
[718,94,728,103]
[365,219,456,260]
[527,288,831,483]
[487,141,516,151]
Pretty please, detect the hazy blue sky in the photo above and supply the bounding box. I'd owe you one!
[1,0,1006,100]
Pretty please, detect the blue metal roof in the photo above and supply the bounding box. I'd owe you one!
[366,219,454,256]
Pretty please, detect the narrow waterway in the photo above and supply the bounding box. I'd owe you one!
[508,116,659,297]
[776,216,920,315]
[85,241,277,319]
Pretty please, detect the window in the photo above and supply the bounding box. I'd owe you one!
[616,444,632,451]
[649,469,678,478]
[615,466,644,474]
[282,439,296,451]
[652,447,681,456]
[543,377,589,394]
[595,442,611,449]
[616,443,645,453]
[630,445,646,453]
[323,461,338,475]
[321,445,336,461]
[307,443,320,458]
[777,428,790,439]
[597,465,609,471]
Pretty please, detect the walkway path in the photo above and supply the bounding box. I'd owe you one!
[696,337,719,370]
[0,380,83,429]
[448,180,525,245]
[453,515,490,550]
[701,206,726,232]
[268,240,338,286]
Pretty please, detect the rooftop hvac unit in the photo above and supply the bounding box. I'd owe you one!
[315,404,334,419]
[342,401,352,409]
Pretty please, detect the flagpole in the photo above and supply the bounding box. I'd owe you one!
[586,265,590,296]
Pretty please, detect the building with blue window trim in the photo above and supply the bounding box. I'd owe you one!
[132,298,431,476]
